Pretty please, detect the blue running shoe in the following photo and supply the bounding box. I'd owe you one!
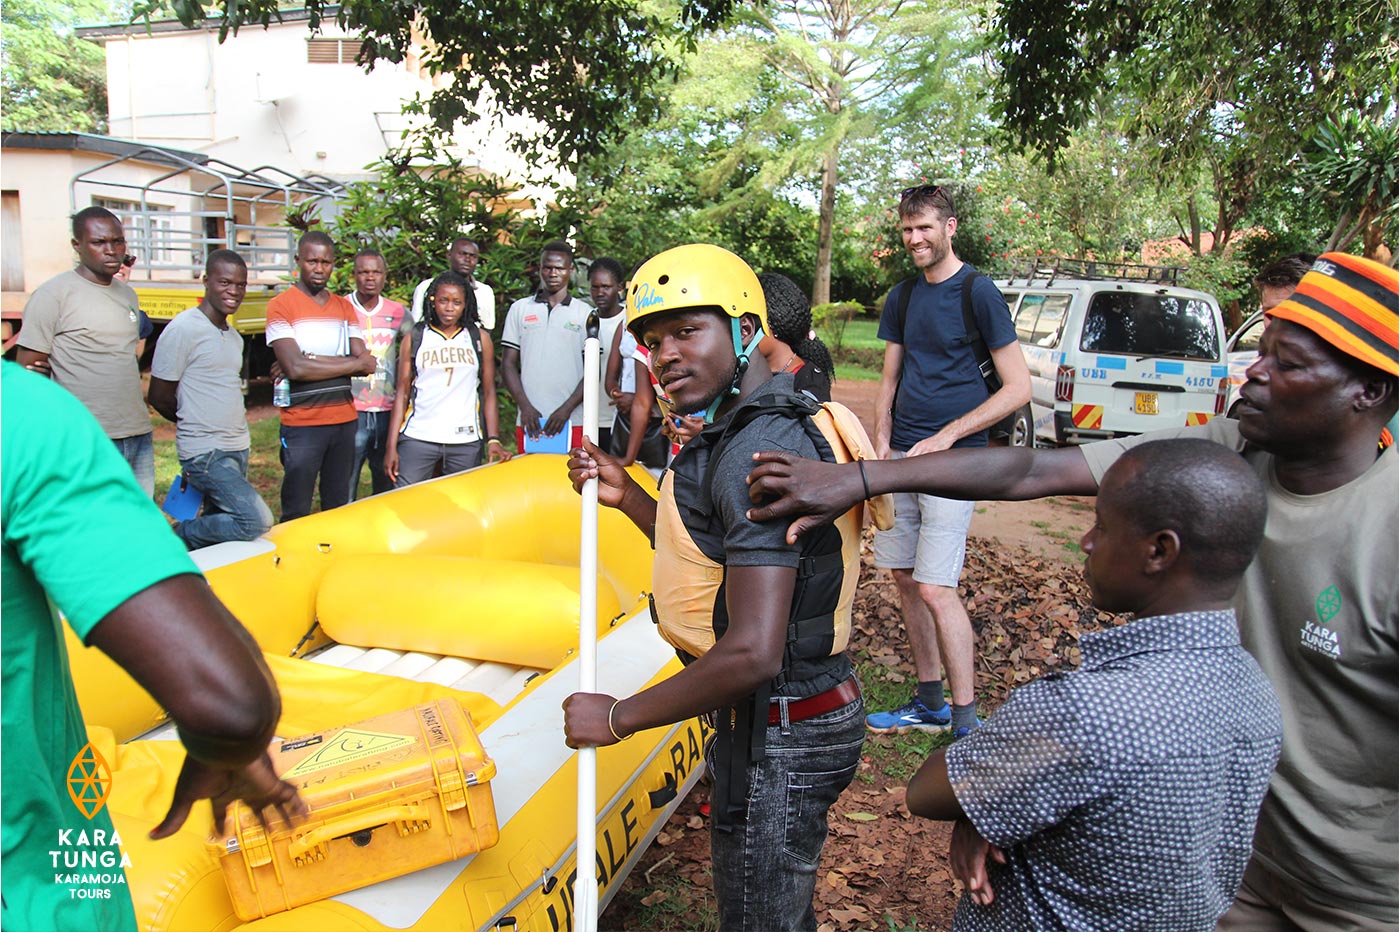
[865,697,951,734]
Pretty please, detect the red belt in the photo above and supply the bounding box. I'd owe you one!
[768,677,860,725]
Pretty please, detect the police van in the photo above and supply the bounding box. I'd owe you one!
[996,258,1229,446]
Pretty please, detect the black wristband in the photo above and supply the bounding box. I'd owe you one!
[858,459,872,500]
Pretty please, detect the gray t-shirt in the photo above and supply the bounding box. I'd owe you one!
[18,269,149,439]
[150,307,250,459]
[1081,418,1399,921]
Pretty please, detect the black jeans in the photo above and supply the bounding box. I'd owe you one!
[279,420,357,521]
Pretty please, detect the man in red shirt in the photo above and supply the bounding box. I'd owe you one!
[266,231,375,521]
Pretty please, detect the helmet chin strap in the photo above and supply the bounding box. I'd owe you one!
[704,319,765,424]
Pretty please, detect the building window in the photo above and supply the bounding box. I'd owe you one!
[307,38,365,64]
[93,196,177,266]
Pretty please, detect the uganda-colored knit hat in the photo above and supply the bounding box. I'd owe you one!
[1267,252,1399,377]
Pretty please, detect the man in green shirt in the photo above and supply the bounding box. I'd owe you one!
[745,253,1399,930]
[1,362,306,931]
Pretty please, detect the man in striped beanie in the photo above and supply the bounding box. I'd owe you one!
[745,251,1398,930]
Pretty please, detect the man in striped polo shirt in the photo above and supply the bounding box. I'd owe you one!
[267,231,376,521]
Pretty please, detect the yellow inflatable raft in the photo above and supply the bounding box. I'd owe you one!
[67,454,709,931]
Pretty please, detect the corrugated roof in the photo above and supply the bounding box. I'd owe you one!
[75,6,337,40]
[0,132,208,167]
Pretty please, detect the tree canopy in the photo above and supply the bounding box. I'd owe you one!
[129,0,737,168]
[1,0,115,132]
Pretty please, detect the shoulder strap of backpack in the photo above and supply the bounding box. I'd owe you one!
[896,277,917,342]
[959,270,1001,387]
[697,392,824,513]
[409,322,424,383]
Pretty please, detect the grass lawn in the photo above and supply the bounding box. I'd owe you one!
[836,316,884,352]
[829,316,884,381]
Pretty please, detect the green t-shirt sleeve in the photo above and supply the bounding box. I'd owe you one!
[1079,419,1246,484]
[1,363,199,642]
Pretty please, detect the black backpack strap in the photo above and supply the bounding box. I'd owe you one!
[958,271,1002,391]
[696,392,821,513]
[409,322,424,383]
[895,277,917,342]
[468,318,487,418]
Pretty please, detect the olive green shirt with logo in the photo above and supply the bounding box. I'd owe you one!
[1082,417,1398,922]
[18,270,151,440]
[1,363,197,931]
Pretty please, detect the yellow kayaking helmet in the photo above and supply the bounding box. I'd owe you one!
[626,244,768,419]
[626,243,767,341]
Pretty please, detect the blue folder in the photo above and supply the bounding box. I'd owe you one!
[523,420,572,455]
[161,473,204,522]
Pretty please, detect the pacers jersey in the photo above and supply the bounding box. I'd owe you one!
[402,325,482,444]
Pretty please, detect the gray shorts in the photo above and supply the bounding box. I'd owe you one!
[872,451,974,587]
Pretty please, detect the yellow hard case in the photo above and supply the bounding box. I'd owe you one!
[213,699,499,920]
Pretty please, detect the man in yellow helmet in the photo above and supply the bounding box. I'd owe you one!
[564,244,865,932]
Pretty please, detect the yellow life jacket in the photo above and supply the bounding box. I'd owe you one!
[650,390,893,679]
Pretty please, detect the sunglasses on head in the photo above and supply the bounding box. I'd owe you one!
[900,184,943,200]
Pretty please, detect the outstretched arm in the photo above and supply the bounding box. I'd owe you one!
[85,574,306,837]
[746,446,1099,543]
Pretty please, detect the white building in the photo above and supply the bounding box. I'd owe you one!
[75,7,566,200]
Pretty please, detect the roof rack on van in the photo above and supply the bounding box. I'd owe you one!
[1001,256,1185,287]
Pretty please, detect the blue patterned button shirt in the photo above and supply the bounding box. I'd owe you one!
[945,610,1283,931]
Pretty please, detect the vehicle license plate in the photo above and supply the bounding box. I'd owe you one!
[1134,392,1159,415]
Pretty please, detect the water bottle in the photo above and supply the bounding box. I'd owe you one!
[273,377,291,408]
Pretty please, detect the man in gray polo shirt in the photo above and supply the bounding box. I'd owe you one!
[148,250,273,549]
[17,206,155,495]
[500,240,588,449]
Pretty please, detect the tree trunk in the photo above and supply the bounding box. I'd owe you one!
[814,145,839,306]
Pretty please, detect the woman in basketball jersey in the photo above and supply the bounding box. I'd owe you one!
[384,273,508,486]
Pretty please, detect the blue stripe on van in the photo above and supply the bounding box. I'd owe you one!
[1211,365,1227,378]
[1155,361,1184,375]
[1096,356,1127,370]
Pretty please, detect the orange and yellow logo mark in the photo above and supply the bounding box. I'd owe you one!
[66,743,113,819]
[1184,412,1214,426]
[1071,404,1104,429]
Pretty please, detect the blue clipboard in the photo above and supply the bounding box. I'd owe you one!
[161,472,204,522]
[523,420,572,455]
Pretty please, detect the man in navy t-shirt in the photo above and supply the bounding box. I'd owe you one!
[866,185,1031,738]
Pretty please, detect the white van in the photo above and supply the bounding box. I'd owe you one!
[996,260,1230,446]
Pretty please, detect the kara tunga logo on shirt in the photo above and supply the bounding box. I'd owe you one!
[1299,585,1343,660]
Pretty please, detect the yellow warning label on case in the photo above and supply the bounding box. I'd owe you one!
[283,728,415,778]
